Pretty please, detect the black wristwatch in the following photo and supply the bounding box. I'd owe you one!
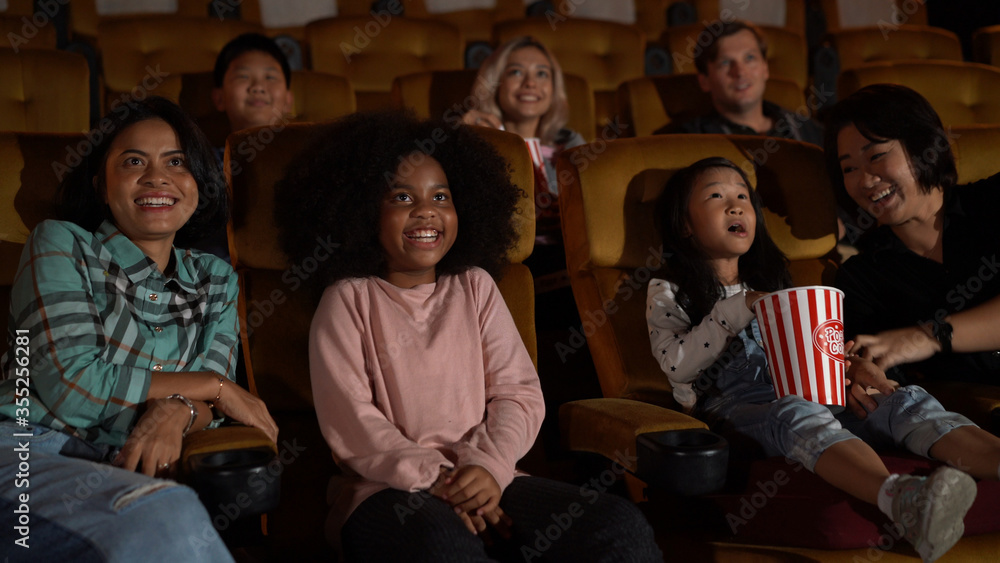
[935,321,953,354]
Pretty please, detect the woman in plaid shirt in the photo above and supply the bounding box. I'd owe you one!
[0,96,277,561]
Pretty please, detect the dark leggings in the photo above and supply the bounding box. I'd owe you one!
[341,476,663,562]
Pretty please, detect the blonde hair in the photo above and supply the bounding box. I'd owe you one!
[471,36,569,146]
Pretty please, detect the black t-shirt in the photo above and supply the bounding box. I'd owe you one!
[836,173,1000,385]
[655,101,825,147]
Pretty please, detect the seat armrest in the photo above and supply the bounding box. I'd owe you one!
[559,398,706,472]
[180,425,277,472]
[180,425,280,518]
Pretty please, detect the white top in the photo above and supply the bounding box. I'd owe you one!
[646,278,755,410]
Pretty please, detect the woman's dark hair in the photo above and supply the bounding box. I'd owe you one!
[655,157,790,324]
[274,109,524,287]
[57,96,228,248]
[824,83,957,198]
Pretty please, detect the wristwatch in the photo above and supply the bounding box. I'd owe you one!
[166,394,198,436]
[935,321,953,354]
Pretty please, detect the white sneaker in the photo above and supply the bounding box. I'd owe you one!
[890,466,977,563]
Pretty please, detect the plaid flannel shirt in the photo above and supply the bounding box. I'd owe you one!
[0,220,239,447]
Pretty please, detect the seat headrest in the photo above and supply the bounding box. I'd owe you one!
[560,134,837,271]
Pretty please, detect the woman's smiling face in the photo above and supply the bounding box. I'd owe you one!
[837,123,933,227]
[496,46,553,129]
[102,118,199,247]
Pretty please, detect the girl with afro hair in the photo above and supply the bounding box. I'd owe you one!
[274,109,661,561]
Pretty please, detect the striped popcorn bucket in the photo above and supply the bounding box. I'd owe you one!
[751,286,846,407]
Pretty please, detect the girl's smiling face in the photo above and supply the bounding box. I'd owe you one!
[379,154,458,288]
[685,166,756,275]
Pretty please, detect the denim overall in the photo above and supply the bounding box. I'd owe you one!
[691,320,973,471]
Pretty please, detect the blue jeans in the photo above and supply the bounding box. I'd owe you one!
[695,321,974,471]
[0,420,233,562]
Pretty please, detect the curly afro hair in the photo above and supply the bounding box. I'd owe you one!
[274,109,525,288]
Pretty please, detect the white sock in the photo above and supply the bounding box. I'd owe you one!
[877,473,902,519]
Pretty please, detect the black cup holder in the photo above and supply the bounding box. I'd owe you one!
[636,428,728,496]
[187,446,280,520]
[194,448,273,470]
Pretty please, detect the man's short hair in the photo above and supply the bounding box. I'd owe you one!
[213,33,291,88]
[694,20,768,75]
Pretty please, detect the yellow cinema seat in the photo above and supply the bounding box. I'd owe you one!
[97,15,261,113]
[305,16,464,111]
[0,48,89,133]
[617,73,808,137]
[838,60,1000,126]
[827,25,962,72]
[973,24,1000,67]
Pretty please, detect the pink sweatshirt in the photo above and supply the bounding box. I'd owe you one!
[309,267,544,533]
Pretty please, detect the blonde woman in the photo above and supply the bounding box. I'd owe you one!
[462,36,585,195]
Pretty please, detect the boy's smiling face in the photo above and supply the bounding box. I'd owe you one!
[212,50,293,133]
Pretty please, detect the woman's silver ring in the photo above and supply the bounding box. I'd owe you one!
[159,462,170,469]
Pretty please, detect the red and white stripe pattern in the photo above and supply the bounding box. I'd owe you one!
[524,137,550,195]
[524,137,545,168]
[752,286,846,407]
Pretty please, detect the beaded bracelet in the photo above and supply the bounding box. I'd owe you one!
[205,377,225,418]
[213,376,225,403]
